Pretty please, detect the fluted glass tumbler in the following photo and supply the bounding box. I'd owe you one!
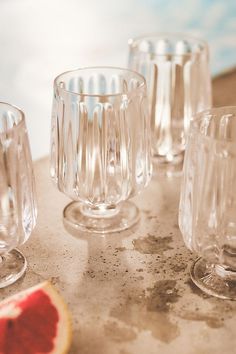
[0,103,37,288]
[179,106,236,299]
[50,67,152,234]
[128,33,212,171]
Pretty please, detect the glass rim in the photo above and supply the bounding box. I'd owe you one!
[191,105,236,144]
[54,66,146,98]
[128,32,208,57]
[0,102,25,135]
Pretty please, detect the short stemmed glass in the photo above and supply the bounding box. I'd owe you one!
[0,102,37,288]
[179,106,236,299]
[128,33,212,173]
[50,67,152,234]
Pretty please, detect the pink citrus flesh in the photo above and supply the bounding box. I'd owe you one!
[0,281,72,354]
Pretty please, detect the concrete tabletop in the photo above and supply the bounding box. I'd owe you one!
[1,70,236,354]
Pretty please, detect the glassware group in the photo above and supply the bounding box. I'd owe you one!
[1,33,236,300]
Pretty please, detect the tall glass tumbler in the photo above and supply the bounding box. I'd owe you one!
[128,34,212,170]
[179,106,236,299]
[0,103,37,288]
[50,67,152,234]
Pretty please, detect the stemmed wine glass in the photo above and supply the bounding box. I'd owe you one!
[50,67,152,234]
[179,106,236,299]
[128,33,212,174]
[0,102,37,288]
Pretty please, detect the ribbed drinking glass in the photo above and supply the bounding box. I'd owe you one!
[0,102,37,288]
[50,67,152,234]
[179,106,236,299]
[128,33,212,172]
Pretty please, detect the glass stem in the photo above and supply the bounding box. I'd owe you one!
[80,204,121,219]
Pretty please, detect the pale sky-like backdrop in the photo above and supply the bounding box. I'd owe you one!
[0,0,235,158]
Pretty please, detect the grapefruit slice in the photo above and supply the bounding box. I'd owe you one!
[0,281,72,354]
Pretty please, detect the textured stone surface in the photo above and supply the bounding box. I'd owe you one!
[0,71,236,353]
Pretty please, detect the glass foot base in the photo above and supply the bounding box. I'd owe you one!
[63,201,140,234]
[191,257,236,300]
[152,153,184,177]
[152,151,184,165]
[0,249,27,288]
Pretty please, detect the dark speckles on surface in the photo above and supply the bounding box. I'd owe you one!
[50,276,60,285]
[147,215,157,220]
[132,235,173,255]
[170,262,187,273]
[136,268,143,272]
[115,247,127,252]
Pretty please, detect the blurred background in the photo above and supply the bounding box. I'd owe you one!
[0,0,236,159]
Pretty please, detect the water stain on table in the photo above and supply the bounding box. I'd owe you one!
[178,311,223,328]
[110,280,180,344]
[178,278,236,328]
[132,235,173,255]
[104,321,137,342]
[119,350,132,354]
[147,280,180,312]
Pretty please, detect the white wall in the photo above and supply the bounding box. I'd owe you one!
[0,0,235,159]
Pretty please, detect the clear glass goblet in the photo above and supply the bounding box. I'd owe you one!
[179,106,236,299]
[0,102,37,288]
[50,67,152,234]
[128,33,212,173]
